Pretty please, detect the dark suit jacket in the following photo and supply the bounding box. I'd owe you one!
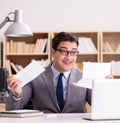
[6,64,91,113]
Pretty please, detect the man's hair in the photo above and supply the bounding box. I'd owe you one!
[52,32,78,49]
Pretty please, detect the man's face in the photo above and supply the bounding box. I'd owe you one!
[51,41,78,72]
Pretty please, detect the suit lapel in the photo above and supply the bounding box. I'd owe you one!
[43,66,59,110]
[63,69,79,111]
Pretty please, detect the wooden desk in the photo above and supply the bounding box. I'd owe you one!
[0,113,120,123]
[0,103,6,111]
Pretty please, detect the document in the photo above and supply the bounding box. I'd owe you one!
[14,60,45,87]
[0,109,43,118]
[74,62,112,89]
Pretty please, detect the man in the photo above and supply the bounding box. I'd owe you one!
[6,32,91,113]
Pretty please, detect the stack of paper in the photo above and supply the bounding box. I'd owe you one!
[0,109,43,118]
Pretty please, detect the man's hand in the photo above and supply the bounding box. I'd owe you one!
[7,75,22,98]
[105,75,113,79]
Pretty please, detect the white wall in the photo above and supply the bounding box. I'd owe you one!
[0,0,120,41]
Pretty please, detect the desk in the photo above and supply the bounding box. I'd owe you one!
[0,103,5,111]
[1,113,120,123]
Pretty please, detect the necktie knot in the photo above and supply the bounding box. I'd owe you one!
[59,73,63,78]
[56,73,64,110]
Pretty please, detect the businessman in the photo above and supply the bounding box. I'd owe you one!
[6,32,92,113]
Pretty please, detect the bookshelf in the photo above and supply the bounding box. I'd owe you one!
[3,31,101,113]
[3,31,120,113]
[3,32,51,74]
[0,42,3,67]
[5,31,120,77]
[51,32,100,69]
[101,32,120,77]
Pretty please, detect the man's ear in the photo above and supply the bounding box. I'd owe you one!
[51,48,55,55]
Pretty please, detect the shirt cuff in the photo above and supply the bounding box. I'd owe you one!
[11,91,22,101]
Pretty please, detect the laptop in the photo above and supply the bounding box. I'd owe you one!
[84,79,120,120]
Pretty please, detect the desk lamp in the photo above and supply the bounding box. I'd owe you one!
[0,10,33,37]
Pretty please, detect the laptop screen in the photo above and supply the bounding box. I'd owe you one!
[91,79,120,120]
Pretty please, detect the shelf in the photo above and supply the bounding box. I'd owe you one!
[3,31,120,76]
[5,53,49,56]
[3,32,51,74]
[101,32,120,76]
[101,32,120,62]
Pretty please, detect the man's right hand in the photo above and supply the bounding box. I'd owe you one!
[7,75,22,98]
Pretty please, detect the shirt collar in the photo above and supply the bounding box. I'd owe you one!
[51,64,70,79]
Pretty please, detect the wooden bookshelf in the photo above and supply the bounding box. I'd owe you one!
[3,31,120,112]
[101,32,120,77]
[3,31,101,73]
[4,31,120,77]
[0,42,3,67]
[3,32,51,74]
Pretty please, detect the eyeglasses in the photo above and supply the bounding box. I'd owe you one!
[55,49,79,56]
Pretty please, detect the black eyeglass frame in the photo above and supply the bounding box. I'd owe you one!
[55,48,79,56]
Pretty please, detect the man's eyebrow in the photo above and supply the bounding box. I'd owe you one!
[60,47,77,50]
[59,47,67,49]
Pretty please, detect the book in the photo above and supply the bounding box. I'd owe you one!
[0,109,43,118]
[10,62,19,73]
[40,38,48,53]
[115,43,120,52]
[6,59,12,75]
[33,39,42,53]
[105,41,114,52]
[78,37,97,53]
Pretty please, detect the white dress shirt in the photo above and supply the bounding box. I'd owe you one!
[51,65,71,101]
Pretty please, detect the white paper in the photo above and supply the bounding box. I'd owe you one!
[1,109,40,113]
[74,62,112,89]
[14,60,45,87]
[74,78,93,89]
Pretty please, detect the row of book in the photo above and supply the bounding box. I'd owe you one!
[103,41,120,52]
[5,59,49,75]
[5,39,120,54]
[78,37,97,53]
[77,37,120,53]
[6,38,49,54]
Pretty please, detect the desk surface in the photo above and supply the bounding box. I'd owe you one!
[0,103,5,111]
[0,113,120,123]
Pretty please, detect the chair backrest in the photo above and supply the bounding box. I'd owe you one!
[0,67,9,103]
